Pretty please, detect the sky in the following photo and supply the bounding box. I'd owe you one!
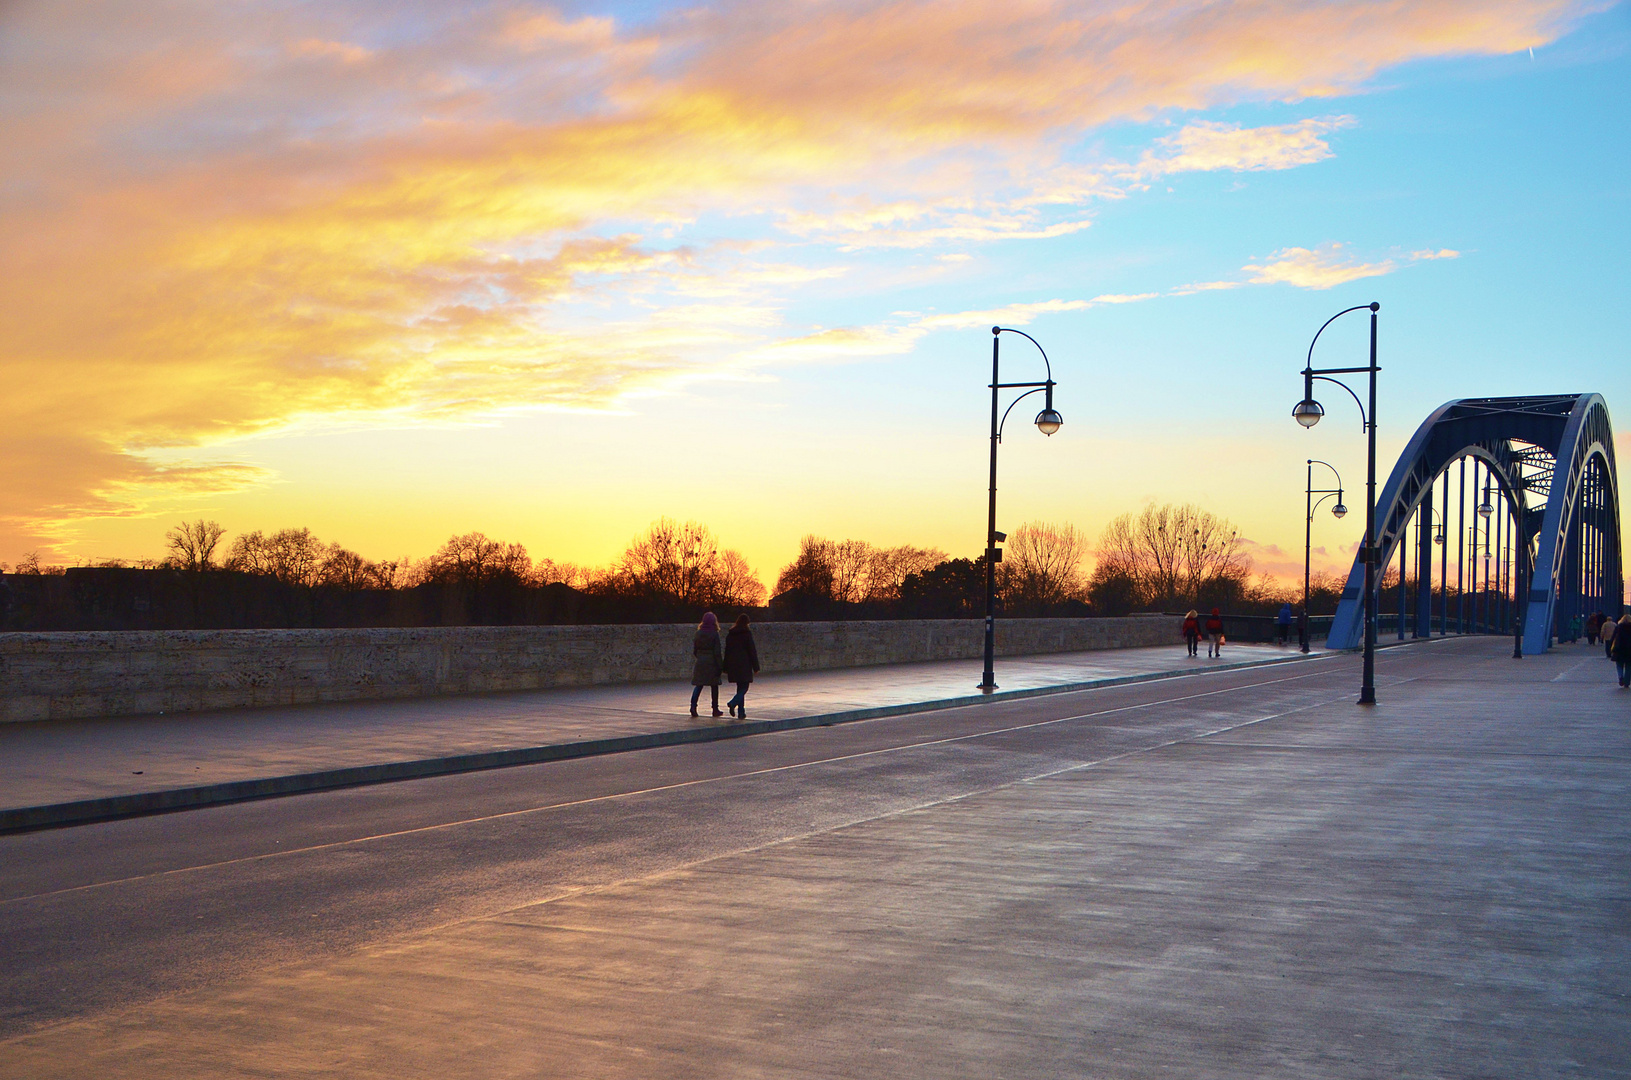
[2,0,1627,589]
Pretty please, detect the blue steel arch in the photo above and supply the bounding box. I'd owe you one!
[1327,394,1621,653]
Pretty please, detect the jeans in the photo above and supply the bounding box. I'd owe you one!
[691,684,719,710]
[1618,660,1630,688]
[727,682,750,711]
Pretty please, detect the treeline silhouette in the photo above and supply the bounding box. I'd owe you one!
[0,506,1337,631]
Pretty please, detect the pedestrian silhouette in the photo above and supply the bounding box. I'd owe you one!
[723,614,761,720]
[1613,615,1631,688]
[690,612,724,717]
[1205,607,1225,658]
[1182,610,1200,657]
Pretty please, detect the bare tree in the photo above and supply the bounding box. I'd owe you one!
[1000,521,1088,612]
[224,531,275,577]
[533,558,589,589]
[715,549,767,607]
[612,519,731,607]
[775,535,837,599]
[828,539,874,604]
[775,537,947,605]
[1091,504,1250,610]
[164,520,225,572]
[224,528,327,586]
[419,532,532,587]
[860,544,947,602]
[316,544,394,590]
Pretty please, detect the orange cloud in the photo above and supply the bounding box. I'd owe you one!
[0,0,1595,555]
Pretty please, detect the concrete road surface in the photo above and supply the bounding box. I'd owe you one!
[0,636,1625,1078]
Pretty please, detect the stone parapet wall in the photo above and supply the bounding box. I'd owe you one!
[0,616,1181,723]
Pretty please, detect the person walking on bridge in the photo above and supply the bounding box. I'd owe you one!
[1587,611,1603,646]
[1276,602,1294,646]
[690,612,724,718]
[723,614,761,719]
[1205,607,1225,659]
[1182,610,1200,657]
[1613,615,1631,689]
[1603,614,1618,661]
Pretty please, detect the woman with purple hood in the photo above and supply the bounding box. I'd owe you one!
[690,611,724,718]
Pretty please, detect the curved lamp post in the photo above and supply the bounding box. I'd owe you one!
[980,325,1062,691]
[1292,301,1380,704]
[1302,459,1347,653]
[1477,483,1493,634]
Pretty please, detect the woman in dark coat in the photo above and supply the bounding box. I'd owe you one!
[1613,615,1631,689]
[723,614,761,719]
[691,612,724,717]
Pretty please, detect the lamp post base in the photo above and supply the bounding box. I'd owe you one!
[977,682,997,693]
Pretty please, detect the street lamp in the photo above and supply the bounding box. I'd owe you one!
[1302,459,1345,653]
[1292,301,1381,705]
[980,325,1062,691]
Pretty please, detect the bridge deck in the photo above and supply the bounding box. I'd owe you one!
[1,635,1625,1077]
[0,640,1309,820]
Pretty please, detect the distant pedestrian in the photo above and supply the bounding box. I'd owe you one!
[1604,615,1618,660]
[723,614,761,720]
[1613,615,1631,688]
[1567,613,1583,644]
[1276,602,1294,646]
[1205,607,1225,658]
[1182,610,1200,657]
[690,612,724,718]
[1587,611,1603,646]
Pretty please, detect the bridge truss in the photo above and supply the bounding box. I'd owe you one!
[1326,394,1621,654]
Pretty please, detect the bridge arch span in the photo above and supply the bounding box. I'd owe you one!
[1325,394,1620,654]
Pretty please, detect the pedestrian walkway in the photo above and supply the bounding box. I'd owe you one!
[0,642,1322,828]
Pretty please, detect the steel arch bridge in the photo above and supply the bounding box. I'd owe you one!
[1327,394,1621,654]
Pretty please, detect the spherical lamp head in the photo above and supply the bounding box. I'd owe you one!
[1292,399,1324,428]
[1034,408,1063,436]
[1477,500,1493,518]
[1332,502,1348,520]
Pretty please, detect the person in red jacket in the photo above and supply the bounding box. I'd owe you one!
[1182,610,1200,657]
[1205,607,1225,658]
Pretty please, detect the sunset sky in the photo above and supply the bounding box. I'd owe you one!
[3,0,1627,587]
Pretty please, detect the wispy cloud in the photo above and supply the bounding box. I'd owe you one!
[1139,117,1357,176]
[917,299,1094,331]
[1244,243,1461,290]
[1169,243,1460,294]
